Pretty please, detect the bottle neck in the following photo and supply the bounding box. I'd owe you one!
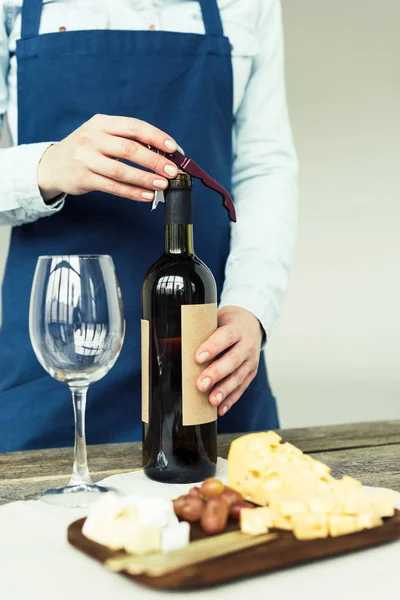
[164,185,194,256]
[165,224,194,256]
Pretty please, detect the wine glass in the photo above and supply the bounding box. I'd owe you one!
[29,255,125,507]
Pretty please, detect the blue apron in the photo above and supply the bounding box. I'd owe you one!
[0,0,279,452]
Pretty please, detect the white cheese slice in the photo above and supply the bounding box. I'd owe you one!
[123,522,161,555]
[82,516,125,550]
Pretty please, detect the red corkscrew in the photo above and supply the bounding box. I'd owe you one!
[149,146,237,222]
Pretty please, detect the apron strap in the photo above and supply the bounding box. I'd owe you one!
[20,0,224,39]
[21,0,43,39]
[198,0,224,36]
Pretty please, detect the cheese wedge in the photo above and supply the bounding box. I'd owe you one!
[228,432,281,499]
[228,430,397,540]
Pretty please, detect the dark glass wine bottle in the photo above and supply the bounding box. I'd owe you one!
[142,171,217,483]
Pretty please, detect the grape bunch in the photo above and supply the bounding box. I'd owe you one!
[173,478,255,534]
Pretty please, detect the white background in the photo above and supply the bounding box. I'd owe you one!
[0,0,399,428]
[268,0,400,427]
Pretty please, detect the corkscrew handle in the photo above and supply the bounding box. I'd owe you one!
[148,146,237,223]
[166,150,237,223]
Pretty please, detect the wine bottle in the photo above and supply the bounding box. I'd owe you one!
[142,171,218,483]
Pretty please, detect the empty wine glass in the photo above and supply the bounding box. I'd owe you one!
[29,255,125,507]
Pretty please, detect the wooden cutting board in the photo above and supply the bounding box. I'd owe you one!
[68,510,400,590]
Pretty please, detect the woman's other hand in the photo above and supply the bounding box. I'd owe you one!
[195,306,263,417]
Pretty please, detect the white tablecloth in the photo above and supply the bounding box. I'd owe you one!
[1,459,399,600]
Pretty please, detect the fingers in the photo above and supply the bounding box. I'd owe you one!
[218,371,257,417]
[194,307,262,417]
[95,133,178,179]
[89,114,178,152]
[85,151,169,193]
[208,360,252,406]
[196,341,248,393]
[196,325,241,365]
[87,172,155,202]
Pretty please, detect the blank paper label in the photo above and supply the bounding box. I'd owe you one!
[141,319,149,423]
[181,303,218,426]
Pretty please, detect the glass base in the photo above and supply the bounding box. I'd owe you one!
[40,483,113,508]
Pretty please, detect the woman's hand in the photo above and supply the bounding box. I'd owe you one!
[195,306,263,416]
[36,114,179,203]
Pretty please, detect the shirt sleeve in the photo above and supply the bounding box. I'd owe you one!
[219,0,299,340]
[0,6,64,227]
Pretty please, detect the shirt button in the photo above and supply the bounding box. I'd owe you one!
[149,24,156,30]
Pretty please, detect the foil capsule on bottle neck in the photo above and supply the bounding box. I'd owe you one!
[168,171,192,188]
[148,146,189,210]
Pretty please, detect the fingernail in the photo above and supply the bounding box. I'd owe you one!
[164,164,178,177]
[164,139,177,151]
[197,351,209,363]
[153,179,168,189]
[202,377,211,391]
[177,144,185,155]
[141,191,154,200]
[222,405,229,415]
[215,392,223,404]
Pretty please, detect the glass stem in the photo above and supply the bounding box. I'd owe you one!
[69,386,92,486]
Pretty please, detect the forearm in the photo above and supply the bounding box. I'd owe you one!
[220,0,298,338]
[219,164,298,338]
[0,143,65,227]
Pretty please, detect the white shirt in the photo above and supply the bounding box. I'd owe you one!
[0,0,298,337]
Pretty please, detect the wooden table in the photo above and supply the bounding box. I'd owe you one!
[1,420,399,506]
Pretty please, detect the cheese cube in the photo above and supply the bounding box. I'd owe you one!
[357,513,383,530]
[269,492,308,518]
[328,515,362,537]
[337,495,371,516]
[308,494,336,514]
[240,507,271,535]
[271,513,293,531]
[292,513,328,540]
[369,490,396,518]
[279,499,309,517]
[161,521,190,553]
[123,523,161,555]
